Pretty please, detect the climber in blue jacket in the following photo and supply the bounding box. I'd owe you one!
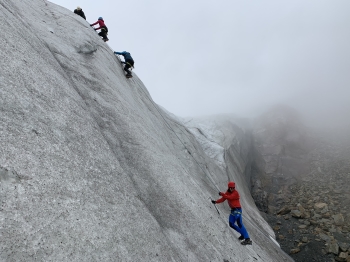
[114,51,134,77]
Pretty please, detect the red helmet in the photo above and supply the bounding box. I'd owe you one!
[228,181,235,188]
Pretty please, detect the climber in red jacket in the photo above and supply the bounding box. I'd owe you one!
[90,17,109,42]
[212,181,252,245]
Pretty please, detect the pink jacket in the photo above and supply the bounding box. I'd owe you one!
[91,19,106,30]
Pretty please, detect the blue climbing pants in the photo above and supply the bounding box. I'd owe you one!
[229,208,250,239]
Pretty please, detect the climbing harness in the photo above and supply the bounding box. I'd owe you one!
[126,62,134,69]
[230,209,242,216]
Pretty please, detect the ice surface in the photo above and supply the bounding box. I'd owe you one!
[0,0,293,261]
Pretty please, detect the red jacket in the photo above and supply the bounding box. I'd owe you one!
[216,190,241,209]
[91,19,106,30]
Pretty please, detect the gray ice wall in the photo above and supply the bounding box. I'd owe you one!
[0,0,292,261]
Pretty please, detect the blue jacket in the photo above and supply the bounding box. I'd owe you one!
[114,51,133,61]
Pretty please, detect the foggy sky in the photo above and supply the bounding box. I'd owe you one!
[49,0,350,127]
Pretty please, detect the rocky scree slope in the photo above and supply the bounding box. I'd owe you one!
[250,107,350,262]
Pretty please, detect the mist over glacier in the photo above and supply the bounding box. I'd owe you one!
[51,0,350,132]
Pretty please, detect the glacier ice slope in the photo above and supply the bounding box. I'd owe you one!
[0,0,293,261]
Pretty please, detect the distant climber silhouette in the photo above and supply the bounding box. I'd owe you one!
[73,6,86,20]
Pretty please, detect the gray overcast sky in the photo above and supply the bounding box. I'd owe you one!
[49,0,350,126]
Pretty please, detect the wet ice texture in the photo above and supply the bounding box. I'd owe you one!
[0,0,292,261]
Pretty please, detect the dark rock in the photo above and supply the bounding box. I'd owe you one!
[327,240,339,254]
[315,203,328,211]
[319,233,331,243]
[277,206,291,215]
[334,214,345,226]
[291,210,302,218]
[273,225,281,231]
[338,242,350,252]
[335,252,348,261]
[290,248,301,254]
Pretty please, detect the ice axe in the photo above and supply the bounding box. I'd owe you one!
[209,197,220,215]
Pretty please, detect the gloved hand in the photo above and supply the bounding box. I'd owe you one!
[219,192,224,196]
[90,24,93,27]
[211,200,216,204]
